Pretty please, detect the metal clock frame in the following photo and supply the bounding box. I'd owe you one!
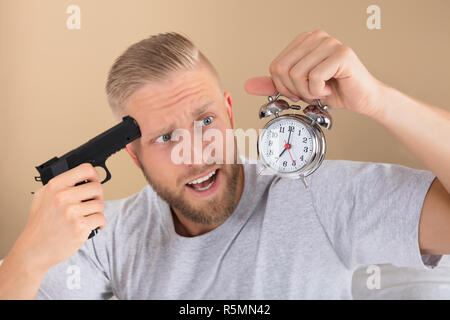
[257,114,326,182]
[256,93,332,188]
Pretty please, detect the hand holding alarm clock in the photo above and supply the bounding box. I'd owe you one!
[245,30,384,187]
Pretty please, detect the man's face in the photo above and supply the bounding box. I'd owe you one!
[125,66,242,226]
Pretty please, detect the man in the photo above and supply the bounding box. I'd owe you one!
[0,31,449,299]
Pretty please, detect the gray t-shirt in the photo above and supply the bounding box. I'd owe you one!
[36,159,440,299]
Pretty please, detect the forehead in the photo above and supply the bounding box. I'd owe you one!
[126,67,221,131]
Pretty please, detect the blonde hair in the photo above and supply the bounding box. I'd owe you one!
[105,32,221,121]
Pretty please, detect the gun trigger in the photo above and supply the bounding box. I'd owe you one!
[96,163,111,184]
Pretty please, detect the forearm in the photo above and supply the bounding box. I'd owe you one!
[0,250,46,299]
[369,82,450,194]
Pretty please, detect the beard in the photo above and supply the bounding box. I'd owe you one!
[136,157,242,226]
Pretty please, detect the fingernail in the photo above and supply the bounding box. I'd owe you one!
[291,96,300,102]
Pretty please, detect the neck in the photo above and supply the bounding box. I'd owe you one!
[171,164,245,237]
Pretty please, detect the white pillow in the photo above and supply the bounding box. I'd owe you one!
[352,255,450,299]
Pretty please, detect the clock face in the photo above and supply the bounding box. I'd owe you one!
[259,117,314,173]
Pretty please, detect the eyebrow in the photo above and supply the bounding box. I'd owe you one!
[146,101,214,140]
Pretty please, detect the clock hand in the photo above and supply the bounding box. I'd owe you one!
[284,139,295,165]
[279,134,291,157]
[287,148,295,165]
[278,131,290,158]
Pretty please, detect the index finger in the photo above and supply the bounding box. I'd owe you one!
[49,163,100,188]
[244,76,278,96]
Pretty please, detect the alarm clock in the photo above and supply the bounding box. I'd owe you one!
[256,93,333,189]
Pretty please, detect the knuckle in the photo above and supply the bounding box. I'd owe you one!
[82,162,93,171]
[82,163,97,178]
[269,61,285,76]
[64,204,80,221]
[65,204,77,217]
[308,69,322,81]
[91,166,99,179]
[339,45,353,56]
[312,29,328,37]
[46,179,58,192]
[53,191,67,206]
[323,37,337,47]
[269,61,278,75]
[333,37,342,45]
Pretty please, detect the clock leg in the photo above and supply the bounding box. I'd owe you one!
[300,174,309,189]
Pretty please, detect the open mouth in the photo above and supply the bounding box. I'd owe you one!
[186,169,218,190]
[185,169,220,197]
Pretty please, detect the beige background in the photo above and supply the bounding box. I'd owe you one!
[1,0,449,258]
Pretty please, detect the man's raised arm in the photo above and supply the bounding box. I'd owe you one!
[244,30,450,255]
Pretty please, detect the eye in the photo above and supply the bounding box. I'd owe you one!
[202,116,213,126]
[155,133,171,143]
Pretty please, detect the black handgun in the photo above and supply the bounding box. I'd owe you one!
[34,115,141,239]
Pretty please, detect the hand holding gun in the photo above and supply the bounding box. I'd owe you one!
[0,116,141,299]
[33,116,141,239]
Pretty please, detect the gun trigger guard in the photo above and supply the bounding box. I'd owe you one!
[96,163,111,184]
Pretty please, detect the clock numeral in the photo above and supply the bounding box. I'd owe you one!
[268,140,273,146]
[298,129,302,136]
[271,131,278,138]
[268,149,273,155]
[283,161,287,167]
[292,160,296,166]
[280,126,285,133]
[300,155,304,161]
[303,146,308,153]
[303,137,307,143]
[288,126,295,132]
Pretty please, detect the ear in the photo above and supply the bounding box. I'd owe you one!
[125,143,141,169]
[224,91,235,129]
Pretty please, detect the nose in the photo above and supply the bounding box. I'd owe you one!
[187,123,217,167]
[181,122,203,167]
[191,137,204,165]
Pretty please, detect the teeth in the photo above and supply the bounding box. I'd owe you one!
[187,169,217,185]
[193,177,215,191]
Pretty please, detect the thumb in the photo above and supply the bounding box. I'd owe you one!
[244,76,277,96]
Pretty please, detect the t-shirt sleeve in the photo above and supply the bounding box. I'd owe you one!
[307,159,441,271]
[36,233,113,300]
